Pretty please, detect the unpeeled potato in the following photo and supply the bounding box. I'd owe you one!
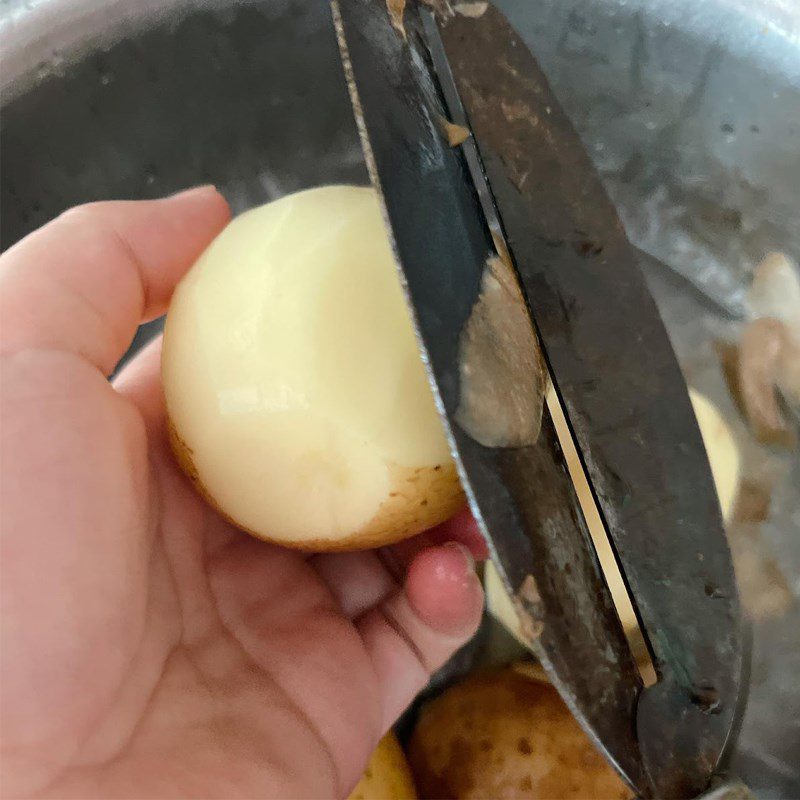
[162,186,463,550]
[486,386,741,643]
[348,732,417,800]
[408,666,630,799]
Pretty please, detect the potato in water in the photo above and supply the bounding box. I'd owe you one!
[163,186,463,550]
[408,666,630,799]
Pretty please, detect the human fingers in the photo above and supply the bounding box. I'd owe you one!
[356,542,483,732]
[0,187,229,375]
[309,508,487,620]
[112,333,165,430]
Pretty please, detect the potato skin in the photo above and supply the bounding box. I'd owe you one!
[408,667,630,800]
[342,462,465,551]
[168,419,464,551]
[348,732,417,800]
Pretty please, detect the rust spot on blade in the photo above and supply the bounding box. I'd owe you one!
[500,99,535,124]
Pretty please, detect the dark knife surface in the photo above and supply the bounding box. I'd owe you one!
[332,1,744,797]
[433,6,744,797]
[332,0,649,792]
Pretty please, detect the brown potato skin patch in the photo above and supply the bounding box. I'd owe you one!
[408,666,631,799]
[168,418,465,552]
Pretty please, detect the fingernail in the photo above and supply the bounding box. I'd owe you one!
[443,541,475,576]
[168,184,219,201]
[405,543,484,637]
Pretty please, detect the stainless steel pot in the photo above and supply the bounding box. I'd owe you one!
[2,0,798,794]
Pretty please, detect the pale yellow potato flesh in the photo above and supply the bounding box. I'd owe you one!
[162,186,463,549]
[348,732,417,800]
[485,387,741,641]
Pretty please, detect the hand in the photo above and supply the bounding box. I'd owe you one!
[0,188,485,799]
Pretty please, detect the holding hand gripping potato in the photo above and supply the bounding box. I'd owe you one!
[0,188,483,799]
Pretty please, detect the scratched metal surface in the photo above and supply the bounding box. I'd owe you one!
[430,8,743,794]
[334,1,652,790]
[1,0,798,795]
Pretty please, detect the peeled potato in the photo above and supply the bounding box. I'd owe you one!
[348,732,417,800]
[162,186,463,550]
[408,666,630,799]
[486,387,741,642]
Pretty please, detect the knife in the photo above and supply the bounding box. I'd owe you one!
[330,1,745,796]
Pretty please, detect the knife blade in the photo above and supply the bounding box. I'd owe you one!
[331,0,648,791]
[331,1,744,796]
[429,6,744,796]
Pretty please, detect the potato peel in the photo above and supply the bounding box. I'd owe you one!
[737,317,797,448]
[748,251,800,343]
[456,256,546,448]
[454,1,489,17]
[386,0,407,39]
[439,117,471,146]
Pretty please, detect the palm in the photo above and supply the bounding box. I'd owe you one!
[0,190,483,799]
